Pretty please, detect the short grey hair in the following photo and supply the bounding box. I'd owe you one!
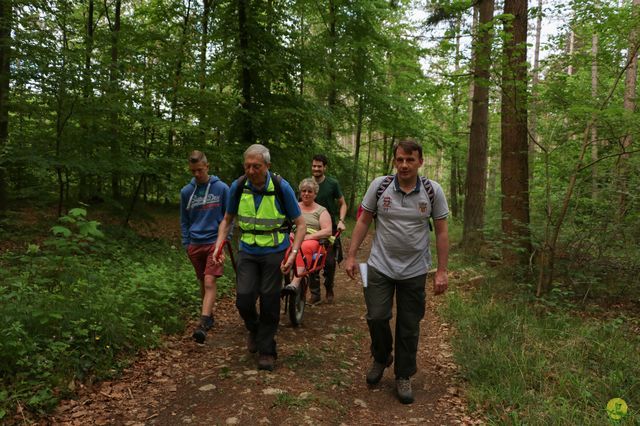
[243,144,271,164]
[299,178,319,194]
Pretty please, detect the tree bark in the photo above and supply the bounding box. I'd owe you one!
[108,0,122,199]
[79,0,94,201]
[449,16,462,218]
[0,0,11,212]
[238,0,254,145]
[462,0,494,251]
[591,23,599,199]
[198,0,214,145]
[348,94,365,216]
[325,0,337,142]
[500,0,531,267]
[529,0,543,184]
[617,0,640,220]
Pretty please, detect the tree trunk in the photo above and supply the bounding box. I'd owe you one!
[79,0,94,201]
[529,0,543,184]
[591,25,599,199]
[0,0,11,212]
[617,0,640,220]
[348,95,365,216]
[449,18,462,218]
[500,0,531,267]
[198,0,214,145]
[325,0,337,142]
[238,0,254,145]
[108,0,121,199]
[168,0,192,151]
[365,123,372,185]
[462,0,494,251]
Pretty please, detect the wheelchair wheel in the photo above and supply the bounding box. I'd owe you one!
[288,275,308,327]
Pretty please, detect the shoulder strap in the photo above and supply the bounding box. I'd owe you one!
[270,173,284,208]
[375,175,395,203]
[419,176,435,211]
[235,172,288,216]
[420,176,435,232]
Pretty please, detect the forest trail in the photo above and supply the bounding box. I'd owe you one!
[49,233,481,425]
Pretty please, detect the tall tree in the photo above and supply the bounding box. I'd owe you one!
[107,0,122,199]
[500,0,531,266]
[462,0,494,250]
[237,0,255,146]
[0,0,11,211]
[325,0,338,143]
[198,0,214,145]
[617,0,640,219]
[449,16,463,219]
[590,9,599,199]
[529,0,543,184]
[79,0,95,201]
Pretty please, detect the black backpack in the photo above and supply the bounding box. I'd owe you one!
[374,175,436,231]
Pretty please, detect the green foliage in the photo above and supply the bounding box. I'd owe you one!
[0,212,229,417]
[442,275,640,425]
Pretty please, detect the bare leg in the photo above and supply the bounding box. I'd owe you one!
[201,274,217,317]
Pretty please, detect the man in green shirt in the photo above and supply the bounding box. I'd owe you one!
[311,154,348,304]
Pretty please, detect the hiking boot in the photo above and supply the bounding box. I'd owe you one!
[396,377,414,404]
[309,294,321,305]
[192,315,214,344]
[201,315,214,331]
[366,355,393,385]
[326,288,334,304]
[192,325,207,344]
[257,354,275,371]
[246,333,257,353]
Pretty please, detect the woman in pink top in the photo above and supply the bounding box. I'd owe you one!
[284,178,333,293]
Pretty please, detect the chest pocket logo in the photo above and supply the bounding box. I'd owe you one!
[418,201,428,214]
[383,196,392,211]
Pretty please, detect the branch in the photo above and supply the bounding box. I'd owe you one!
[576,148,640,172]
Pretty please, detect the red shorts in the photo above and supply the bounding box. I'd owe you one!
[187,244,224,281]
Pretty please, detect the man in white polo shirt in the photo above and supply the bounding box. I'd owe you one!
[345,139,449,404]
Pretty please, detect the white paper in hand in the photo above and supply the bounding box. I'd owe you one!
[358,263,368,288]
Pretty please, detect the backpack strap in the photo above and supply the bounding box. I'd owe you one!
[233,172,291,232]
[419,176,435,209]
[234,173,285,207]
[420,176,435,231]
[373,174,435,232]
[375,175,395,204]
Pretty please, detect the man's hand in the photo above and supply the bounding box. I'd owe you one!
[337,219,346,232]
[281,251,296,274]
[344,255,358,280]
[434,269,448,295]
[211,243,225,265]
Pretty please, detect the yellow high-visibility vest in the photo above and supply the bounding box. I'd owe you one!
[237,177,287,247]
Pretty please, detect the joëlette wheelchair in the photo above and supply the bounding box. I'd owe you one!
[280,230,341,327]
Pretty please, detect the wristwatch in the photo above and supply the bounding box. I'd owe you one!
[291,249,299,254]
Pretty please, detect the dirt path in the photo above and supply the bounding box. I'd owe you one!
[50,236,481,425]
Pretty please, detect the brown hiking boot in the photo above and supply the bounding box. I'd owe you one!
[326,288,334,304]
[366,355,393,385]
[257,354,275,371]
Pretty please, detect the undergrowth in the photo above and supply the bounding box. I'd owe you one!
[442,253,640,425]
[0,208,234,419]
